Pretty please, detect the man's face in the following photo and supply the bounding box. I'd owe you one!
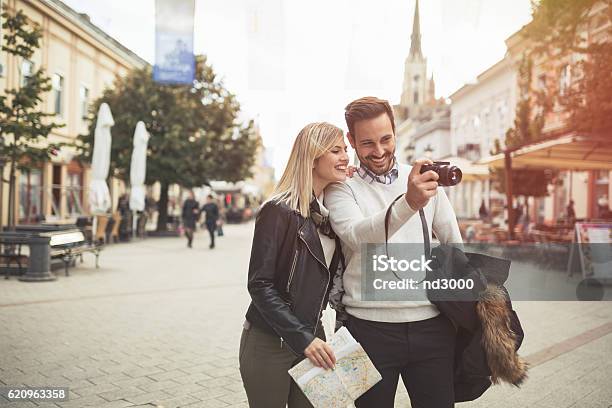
[348,113,396,175]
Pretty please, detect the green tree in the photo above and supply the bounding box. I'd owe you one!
[0,7,63,228]
[526,0,612,135]
[77,56,259,231]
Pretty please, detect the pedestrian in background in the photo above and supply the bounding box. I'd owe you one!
[217,198,226,237]
[479,199,488,221]
[181,191,200,248]
[598,194,609,218]
[566,199,576,225]
[201,195,220,249]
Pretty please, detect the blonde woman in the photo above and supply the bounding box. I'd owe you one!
[240,122,349,407]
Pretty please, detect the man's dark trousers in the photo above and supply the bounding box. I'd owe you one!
[206,221,216,248]
[347,313,456,408]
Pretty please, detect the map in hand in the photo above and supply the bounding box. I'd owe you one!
[288,327,382,408]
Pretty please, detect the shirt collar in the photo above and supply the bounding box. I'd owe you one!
[316,193,329,217]
[356,157,399,185]
[310,192,335,239]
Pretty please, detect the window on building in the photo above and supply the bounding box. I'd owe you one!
[537,74,547,90]
[51,165,62,216]
[559,65,571,96]
[79,85,90,119]
[18,169,44,224]
[498,101,507,123]
[413,75,420,104]
[52,73,64,116]
[20,59,34,87]
[67,172,84,216]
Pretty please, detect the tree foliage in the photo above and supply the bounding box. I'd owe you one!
[525,0,612,135]
[526,0,606,55]
[490,1,611,199]
[77,56,259,230]
[0,7,63,169]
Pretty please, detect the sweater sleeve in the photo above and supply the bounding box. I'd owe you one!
[432,187,463,245]
[324,182,417,252]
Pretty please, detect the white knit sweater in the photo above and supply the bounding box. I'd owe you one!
[324,163,462,323]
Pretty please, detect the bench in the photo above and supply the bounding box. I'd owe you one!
[48,229,103,276]
[0,233,30,279]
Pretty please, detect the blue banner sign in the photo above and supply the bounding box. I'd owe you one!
[154,0,196,84]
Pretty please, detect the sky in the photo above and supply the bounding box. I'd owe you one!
[63,0,533,176]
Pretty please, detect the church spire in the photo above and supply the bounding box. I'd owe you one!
[409,0,423,59]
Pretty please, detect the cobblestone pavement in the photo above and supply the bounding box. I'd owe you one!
[1,222,611,408]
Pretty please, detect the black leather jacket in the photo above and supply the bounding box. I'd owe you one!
[245,199,342,355]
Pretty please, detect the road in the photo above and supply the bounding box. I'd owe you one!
[1,223,611,407]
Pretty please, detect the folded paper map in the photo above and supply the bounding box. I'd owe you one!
[288,327,382,408]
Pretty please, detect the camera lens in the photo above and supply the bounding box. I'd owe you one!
[447,167,462,186]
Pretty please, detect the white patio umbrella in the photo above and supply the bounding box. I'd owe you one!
[88,103,114,214]
[129,121,150,212]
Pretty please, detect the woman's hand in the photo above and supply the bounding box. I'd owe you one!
[304,338,336,370]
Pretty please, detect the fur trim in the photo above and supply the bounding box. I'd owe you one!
[477,284,529,386]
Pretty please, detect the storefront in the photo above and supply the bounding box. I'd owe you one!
[480,134,612,223]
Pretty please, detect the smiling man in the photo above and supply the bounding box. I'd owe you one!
[325,96,462,408]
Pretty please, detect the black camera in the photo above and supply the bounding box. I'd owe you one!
[420,161,462,186]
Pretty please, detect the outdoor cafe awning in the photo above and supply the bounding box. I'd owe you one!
[441,156,490,181]
[478,134,612,171]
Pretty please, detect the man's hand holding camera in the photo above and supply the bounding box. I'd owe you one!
[405,158,439,211]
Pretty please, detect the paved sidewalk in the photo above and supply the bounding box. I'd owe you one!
[1,222,611,408]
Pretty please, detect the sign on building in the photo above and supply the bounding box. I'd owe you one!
[153,0,195,85]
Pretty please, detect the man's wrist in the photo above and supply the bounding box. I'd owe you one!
[404,193,418,212]
[395,193,417,217]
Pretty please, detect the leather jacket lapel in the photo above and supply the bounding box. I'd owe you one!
[298,220,328,271]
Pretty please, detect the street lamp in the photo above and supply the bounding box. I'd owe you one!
[424,144,434,159]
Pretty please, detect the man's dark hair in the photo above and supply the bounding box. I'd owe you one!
[207,194,214,199]
[344,96,396,139]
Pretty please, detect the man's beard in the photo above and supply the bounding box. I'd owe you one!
[359,151,395,175]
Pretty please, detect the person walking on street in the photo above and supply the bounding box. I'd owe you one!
[201,195,220,249]
[216,198,226,237]
[181,191,200,248]
[479,199,488,221]
[566,199,576,224]
[598,194,609,218]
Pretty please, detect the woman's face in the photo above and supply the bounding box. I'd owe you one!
[313,137,349,186]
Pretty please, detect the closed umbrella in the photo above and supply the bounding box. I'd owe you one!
[89,103,114,214]
[129,121,150,212]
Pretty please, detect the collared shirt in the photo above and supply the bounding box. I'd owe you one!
[356,157,399,185]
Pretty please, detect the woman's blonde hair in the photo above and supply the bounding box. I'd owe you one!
[270,122,344,217]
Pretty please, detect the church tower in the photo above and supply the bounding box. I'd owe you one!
[399,0,436,115]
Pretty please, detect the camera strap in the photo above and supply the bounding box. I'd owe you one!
[384,194,431,259]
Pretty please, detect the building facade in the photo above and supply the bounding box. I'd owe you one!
[396,0,435,120]
[0,0,147,226]
[448,57,517,218]
[505,1,611,222]
[393,0,452,168]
